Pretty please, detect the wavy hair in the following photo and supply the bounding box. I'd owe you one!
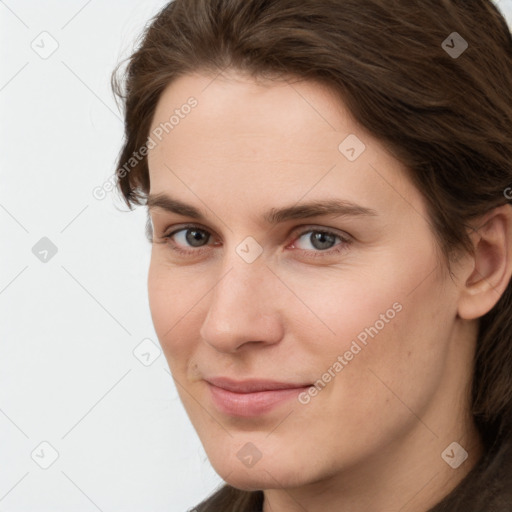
[111,1,512,509]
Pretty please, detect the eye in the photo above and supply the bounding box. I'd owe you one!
[173,227,211,248]
[289,227,351,256]
[293,229,342,251]
[160,225,215,255]
[157,224,351,258]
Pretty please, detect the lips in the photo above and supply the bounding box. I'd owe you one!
[206,376,310,393]
[205,377,312,417]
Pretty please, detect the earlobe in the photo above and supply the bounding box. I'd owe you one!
[457,205,512,320]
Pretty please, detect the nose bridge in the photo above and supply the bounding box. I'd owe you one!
[214,236,272,309]
[199,249,283,352]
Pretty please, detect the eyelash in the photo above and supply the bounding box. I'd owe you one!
[156,224,352,259]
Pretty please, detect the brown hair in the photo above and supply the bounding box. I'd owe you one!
[111,0,512,509]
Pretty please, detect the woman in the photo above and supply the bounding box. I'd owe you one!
[112,0,512,510]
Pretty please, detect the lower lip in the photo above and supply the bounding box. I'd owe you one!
[207,382,310,417]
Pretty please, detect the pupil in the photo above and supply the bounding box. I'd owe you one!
[312,232,335,250]
[186,229,208,247]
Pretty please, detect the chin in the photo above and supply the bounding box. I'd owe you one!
[223,473,269,491]
[208,450,316,491]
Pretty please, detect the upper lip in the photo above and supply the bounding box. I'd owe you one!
[205,377,311,393]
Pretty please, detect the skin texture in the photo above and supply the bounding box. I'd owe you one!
[146,71,512,512]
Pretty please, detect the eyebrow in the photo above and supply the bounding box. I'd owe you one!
[146,193,378,224]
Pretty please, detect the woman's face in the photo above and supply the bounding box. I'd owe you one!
[146,71,474,491]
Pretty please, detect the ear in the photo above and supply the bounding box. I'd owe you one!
[457,204,512,320]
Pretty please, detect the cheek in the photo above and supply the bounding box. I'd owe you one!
[316,277,455,439]
[295,242,455,407]
[147,257,200,367]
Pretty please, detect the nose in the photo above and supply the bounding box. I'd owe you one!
[199,257,284,353]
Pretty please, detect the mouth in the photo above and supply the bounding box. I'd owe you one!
[204,377,312,417]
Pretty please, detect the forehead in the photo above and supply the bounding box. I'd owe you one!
[148,71,359,158]
[146,71,423,222]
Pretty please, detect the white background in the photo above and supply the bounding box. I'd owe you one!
[1,1,511,511]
